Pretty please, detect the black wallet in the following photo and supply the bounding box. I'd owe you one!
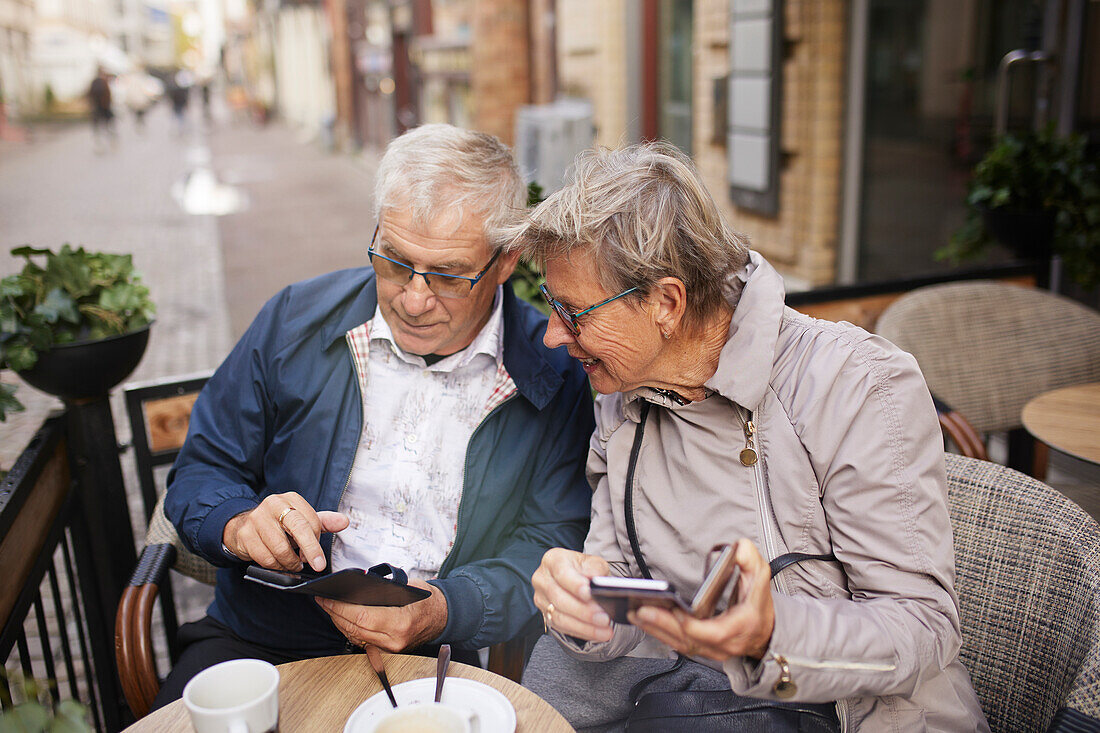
[243,563,431,606]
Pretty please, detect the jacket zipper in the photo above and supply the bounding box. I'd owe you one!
[738,404,855,732]
[783,655,896,673]
[438,392,519,577]
[736,406,787,595]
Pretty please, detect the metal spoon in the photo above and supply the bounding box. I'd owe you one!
[365,645,398,708]
[434,644,451,703]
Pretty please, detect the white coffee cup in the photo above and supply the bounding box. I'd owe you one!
[366,702,478,733]
[183,658,280,733]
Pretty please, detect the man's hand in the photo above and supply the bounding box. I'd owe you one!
[629,538,775,661]
[532,548,614,642]
[315,581,449,652]
[223,492,349,572]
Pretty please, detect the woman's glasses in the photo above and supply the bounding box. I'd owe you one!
[539,283,638,335]
[368,225,500,300]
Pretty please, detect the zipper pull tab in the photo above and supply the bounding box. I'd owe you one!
[772,654,797,698]
[740,417,758,466]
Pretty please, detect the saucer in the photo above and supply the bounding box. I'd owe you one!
[344,677,517,732]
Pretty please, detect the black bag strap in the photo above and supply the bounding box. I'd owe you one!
[625,401,654,579]
[768,553,833,577]
[624,401,832,584]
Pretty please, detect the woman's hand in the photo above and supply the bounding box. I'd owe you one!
[532,548,615,642]
[629,539,775,661]
[222,492,349,572]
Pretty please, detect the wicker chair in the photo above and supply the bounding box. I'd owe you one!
[946,453,1100,732]
[115,375,530,719]
[877,282,1100,466]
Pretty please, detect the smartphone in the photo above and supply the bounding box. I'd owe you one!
[590,542,741,624]
[588,576,687,624]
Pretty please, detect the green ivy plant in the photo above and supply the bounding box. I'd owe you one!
[939,127,1100,288]
[0,245,156,420]
[509,182,549,313]
[0,671,91,733]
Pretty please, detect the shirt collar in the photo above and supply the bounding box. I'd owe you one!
[368,286,505,371]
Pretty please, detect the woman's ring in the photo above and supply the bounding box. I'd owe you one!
[277,506,296,528]
[544,602,555,632]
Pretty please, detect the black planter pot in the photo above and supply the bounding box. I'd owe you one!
[17,324,151,401]
[980,206,1056,261]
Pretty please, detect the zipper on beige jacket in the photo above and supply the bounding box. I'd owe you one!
[737,405,853,732]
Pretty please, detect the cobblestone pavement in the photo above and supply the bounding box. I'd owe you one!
[1,100,380,706]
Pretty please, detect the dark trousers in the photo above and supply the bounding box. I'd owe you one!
[151,616,480,712]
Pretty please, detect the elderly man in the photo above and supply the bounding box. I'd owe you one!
[155,124,594,707]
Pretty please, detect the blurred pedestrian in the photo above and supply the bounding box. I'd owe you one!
[121,72,158,133]
[87,67,116,152]
[199,79,213,123]
[168,71,191,137]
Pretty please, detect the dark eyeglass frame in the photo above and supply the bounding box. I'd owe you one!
[368,225,501,299]
[539,282,639,335]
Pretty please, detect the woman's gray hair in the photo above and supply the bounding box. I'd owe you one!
[506,142,750,324]
[374,123,527,249]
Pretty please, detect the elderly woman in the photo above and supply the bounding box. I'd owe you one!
[509,143,987,732]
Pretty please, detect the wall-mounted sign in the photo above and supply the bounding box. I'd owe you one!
[727,0,782,217]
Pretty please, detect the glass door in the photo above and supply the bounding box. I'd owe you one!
[854,0,1040,281]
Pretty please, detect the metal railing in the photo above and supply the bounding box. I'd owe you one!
[0,416,129,731]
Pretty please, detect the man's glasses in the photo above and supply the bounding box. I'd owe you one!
[368,225,501,299]
[539,283,638,335]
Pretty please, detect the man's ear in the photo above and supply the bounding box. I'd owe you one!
[495,250,523,284]
[650,277,688,334]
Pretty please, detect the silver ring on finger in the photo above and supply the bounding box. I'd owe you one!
[277,506,297,529]
[544,602,555,633]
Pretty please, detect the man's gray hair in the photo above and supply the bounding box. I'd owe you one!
[505,142,750,324]
[374,124,526,250]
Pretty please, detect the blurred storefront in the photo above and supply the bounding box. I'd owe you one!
[0,0,35,117]
[327,0,546,150]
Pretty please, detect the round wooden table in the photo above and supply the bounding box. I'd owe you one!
[1022,382,1100,466]
[124,653,573,732]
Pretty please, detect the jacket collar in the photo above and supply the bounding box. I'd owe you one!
[704,250,786,411]
[322,271,562,411]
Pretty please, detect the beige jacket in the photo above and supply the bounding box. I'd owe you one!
[558,252,988,732]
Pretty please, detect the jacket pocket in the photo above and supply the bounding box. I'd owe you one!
[886,696,926,731]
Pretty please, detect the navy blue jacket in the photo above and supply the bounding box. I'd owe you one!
[165,268,594,655]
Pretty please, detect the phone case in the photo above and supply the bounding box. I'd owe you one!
[244,563,431,606]
[589,542,741,625]
[590,582,692,624]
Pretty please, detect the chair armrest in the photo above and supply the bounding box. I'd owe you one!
[115,543,177,719]
[487,637,527,683]
[932,396,989,461]
[1047,707,1100,732]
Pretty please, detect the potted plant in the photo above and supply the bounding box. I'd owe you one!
[0,245,155,421]
[939,126,1100,289]
[0,671,91,733]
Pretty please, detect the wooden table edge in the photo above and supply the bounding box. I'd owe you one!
[1021,382,1100,466]
[123,653,574,732]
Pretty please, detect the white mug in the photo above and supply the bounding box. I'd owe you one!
[367,701,478,733]
[183,658,280,733]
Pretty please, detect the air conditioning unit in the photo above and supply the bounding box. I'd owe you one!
[515,98,595,196]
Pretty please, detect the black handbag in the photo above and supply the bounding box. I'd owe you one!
[627,689,840,733]
[622,401,840,733]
